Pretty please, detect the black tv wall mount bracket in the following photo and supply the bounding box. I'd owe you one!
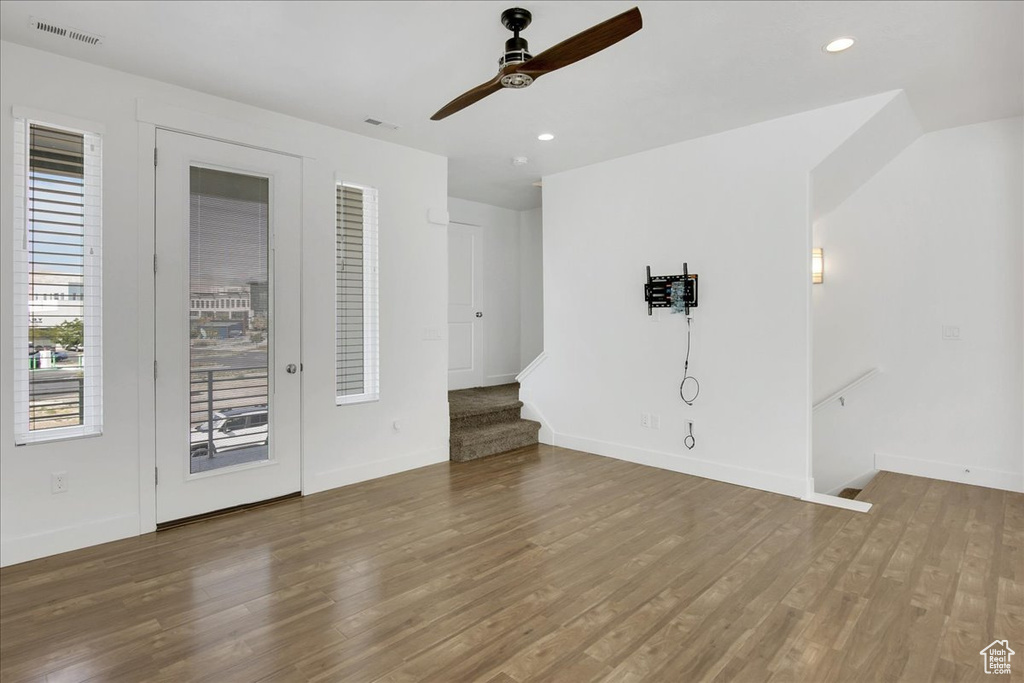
[644,263,699,315]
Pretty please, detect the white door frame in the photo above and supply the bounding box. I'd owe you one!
[135,102,313,534]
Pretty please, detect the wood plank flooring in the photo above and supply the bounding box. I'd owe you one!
[1,445,1021,682]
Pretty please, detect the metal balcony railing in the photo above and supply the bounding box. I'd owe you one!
[28,373,84,430]
[189,364,269,456]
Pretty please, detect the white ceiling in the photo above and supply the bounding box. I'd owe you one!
[2,1,1021,210]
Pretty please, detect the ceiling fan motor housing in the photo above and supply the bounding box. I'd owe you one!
[498,7,534,87]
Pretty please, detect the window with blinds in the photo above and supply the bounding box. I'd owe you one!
[336,182,379,404]
[13,119,102,444]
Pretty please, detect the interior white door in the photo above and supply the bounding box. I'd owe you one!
[448,222,484,390]
[155,130,301,523]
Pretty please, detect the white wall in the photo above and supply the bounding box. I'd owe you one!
[522,95,893,498]
[0,41,449,566]
[811,91,922,222]
[448,197,524,386]
[519,206,543,368]
[813,117,1024,494]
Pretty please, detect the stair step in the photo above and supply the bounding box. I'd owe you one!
[450,419,540,462]
[451,402,523,430]
[450,419,539,446]
[448,383,521,420]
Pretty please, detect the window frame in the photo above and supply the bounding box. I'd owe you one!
[334,179,380,406]
[12,112,104,445]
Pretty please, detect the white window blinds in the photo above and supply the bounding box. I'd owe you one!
[13,118,103,444]
[336,183,379,404]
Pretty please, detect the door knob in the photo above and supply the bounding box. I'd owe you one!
[286,363,297,374]
[475,312,483,318]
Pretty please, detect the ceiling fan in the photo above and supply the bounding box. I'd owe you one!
[430,6,643,121]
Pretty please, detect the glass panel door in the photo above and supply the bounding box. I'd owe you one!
[155,130,301,524]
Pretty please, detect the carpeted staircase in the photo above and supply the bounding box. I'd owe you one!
[449,383,540,462]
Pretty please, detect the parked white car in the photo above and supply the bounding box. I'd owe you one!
[190,405,268,457]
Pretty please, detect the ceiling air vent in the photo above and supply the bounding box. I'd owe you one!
[363,118,399,131]
[30,18,103,46]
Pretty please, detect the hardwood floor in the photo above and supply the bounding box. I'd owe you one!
[1,445,1021,682]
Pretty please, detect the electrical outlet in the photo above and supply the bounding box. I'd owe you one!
[941,325,961,341]
[641,412,651,428]
[51,471,68,494]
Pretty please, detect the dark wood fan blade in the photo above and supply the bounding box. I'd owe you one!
[518,7,642,76]
[431,73,505,120]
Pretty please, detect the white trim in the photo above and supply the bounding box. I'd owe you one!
[12,114,104,445]
[516,351,547,383]
[137,123,157,534]
[519,401,554,445]
[132,105,314,537]
[484,373,518,386]
[304,446,448,496]
[0,513,139,568]
[804,177,814,489]
[553,433,808,498]
[824,470,878,496]
[136,99,315,159]
[813,367,881,412]
[11,106,106,135]
[334,181,380,404]
[10,428,102,447]
[335,394,380,407]
[875,451,1024,493]
[801,492,872,513]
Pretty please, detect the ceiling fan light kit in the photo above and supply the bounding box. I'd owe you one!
[431,6,643,120]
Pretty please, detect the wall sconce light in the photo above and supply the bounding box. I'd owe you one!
[812,247,824,284]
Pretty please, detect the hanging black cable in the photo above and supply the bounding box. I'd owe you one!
[679,316,700,406]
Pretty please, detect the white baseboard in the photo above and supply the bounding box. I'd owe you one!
[305,446,449,496]
[824,470,879,496]
[1,513,140,568]
[520,401,554,445]
[801,492,872,513]
[553,433,808,498]
[483,373,519,387]
[875,452,1024,493]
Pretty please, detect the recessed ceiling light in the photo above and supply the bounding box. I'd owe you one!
[537,133,555,141]
[823,37,855,53]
